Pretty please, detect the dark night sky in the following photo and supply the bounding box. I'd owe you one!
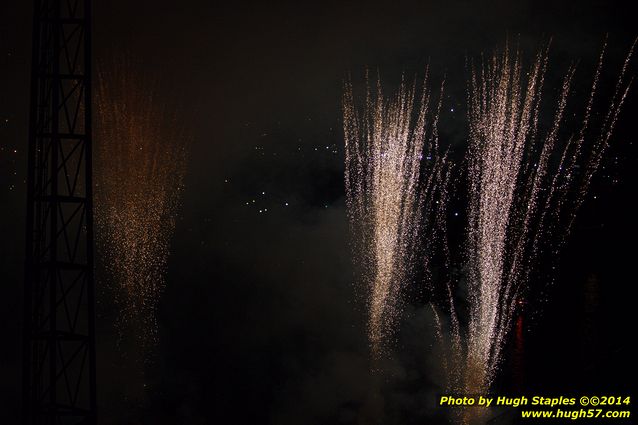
[1,1,637,424]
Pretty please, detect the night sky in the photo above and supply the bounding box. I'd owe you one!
[1,1,637,424]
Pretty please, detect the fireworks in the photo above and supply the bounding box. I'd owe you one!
[343,71,446,359]
[457,41,634,395]
[343,41,634,402]
[462,45,557,393]
[95,59,187,347]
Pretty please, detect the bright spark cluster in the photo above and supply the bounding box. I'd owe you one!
[343,72,444,360]
[342,41,635,401]
[95,61,187,348]
[458,41,635,395]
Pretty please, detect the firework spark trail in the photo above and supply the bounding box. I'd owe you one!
[344,71,444,359]
[464,47,539,393]
[432,161,465,388]
[568,39,636,232]
[459,41,634,395]
[95,60,186,348]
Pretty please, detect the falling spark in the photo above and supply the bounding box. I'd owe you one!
[452,40,635,396]
[343,71,445,360]
[95,59,187,348]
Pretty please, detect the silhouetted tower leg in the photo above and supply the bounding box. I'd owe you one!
[23,0,96,424]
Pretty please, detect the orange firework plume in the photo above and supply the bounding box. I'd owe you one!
[95,58,187,348]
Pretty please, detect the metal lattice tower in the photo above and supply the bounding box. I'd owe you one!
[22,0,96,423]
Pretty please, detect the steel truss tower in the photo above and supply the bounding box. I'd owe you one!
[23,0,96,424]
